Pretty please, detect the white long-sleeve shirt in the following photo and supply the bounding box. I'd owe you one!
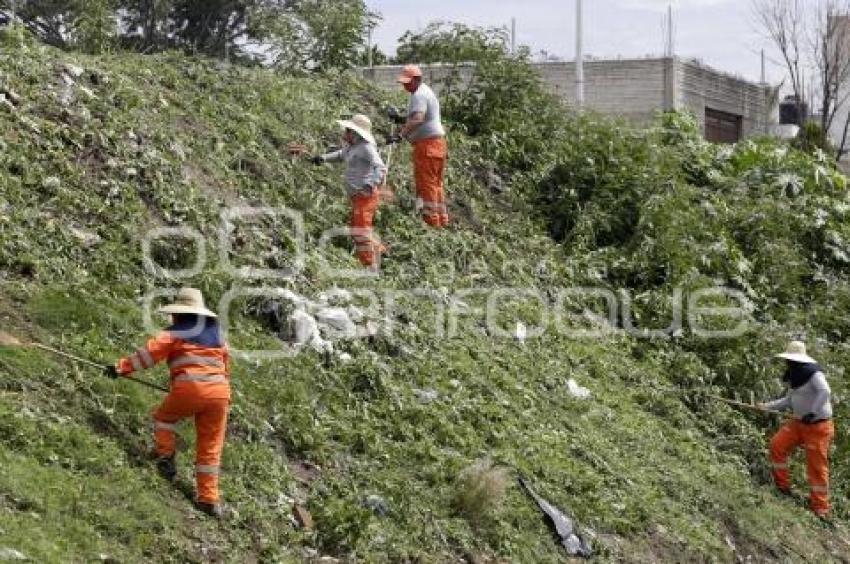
[321,140,386,197]
[764,371,832,420]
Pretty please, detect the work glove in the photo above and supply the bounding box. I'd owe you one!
[802,412,817,424]
[310,155,324,165]
[386,133,403,145]
[386,106,405,124]
[103,364,120,379]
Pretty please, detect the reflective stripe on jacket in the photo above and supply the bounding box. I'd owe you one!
[118,332,231,399]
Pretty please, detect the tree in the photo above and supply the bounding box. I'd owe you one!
[1,0,376,69]
[252,0,378,71]
[73,0,118,54]
[394,21,509,65]
[753,0,850,158]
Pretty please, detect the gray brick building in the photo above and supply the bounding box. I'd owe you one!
[362,57,779,143]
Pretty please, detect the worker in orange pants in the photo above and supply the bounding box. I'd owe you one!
[351,189,386,267]
[759,341,834,517]
[390,65,449,227]
[309,114,388,270]
[108,288,231,518]
[413,137,449,227]
[768,419,834,515]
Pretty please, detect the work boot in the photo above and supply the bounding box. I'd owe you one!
[195,501,224,519]
[156,454,176,482]
[814,512,835,529]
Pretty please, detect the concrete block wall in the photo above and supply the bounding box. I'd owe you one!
[676,60,777,137]
[534,59,670,125]
[360,58,778,137]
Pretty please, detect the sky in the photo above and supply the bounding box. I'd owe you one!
[366,0,786,86]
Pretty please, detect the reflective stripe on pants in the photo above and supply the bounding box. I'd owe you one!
[769,419,834,515]
[350,190,386,267]
[153,393,230,503]
[413,137,449,227]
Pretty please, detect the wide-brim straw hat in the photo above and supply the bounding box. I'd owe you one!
[775,340,816,364]
[396,64,423,84]
[159,288,217,318]
[337,114,375,145]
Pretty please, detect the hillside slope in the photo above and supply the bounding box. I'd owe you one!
[2,30,850,562]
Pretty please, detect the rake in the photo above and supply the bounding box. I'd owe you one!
[0,331,168,392]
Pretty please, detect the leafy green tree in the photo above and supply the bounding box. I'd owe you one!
[1,0,376,68]
[252,0,378,71]
[394,21,509,65]
[73,0,117,53]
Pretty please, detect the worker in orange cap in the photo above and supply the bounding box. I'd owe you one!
[308,114,388,270]
[758,341,834,518]
[389,64,449,227]
[107,288,231,518]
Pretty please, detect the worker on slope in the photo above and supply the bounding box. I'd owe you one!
[311,114,388,271]
[107,288,231,518]
[389,64,449,228]
[758,341,834,518]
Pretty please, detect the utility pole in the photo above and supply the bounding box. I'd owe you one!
[576,0,584,108]
[511,17,516,56]
[666,4,674,58]
[760,49,766,84]
[367,25,374,68]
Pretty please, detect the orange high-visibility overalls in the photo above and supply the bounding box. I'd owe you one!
[769,418,834,515]
[119,333,231,504]
[412,137,449,227]
[350,189,386,267]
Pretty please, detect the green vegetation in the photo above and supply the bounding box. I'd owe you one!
[3,27,850,562]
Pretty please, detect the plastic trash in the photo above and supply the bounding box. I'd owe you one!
[567,378,591,399]
[519,478,593,558]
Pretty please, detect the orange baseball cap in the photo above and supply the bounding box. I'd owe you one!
[396,64,423,84]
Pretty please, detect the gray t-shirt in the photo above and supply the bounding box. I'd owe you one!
[321,141,386,197]
[406,83,445,142]
[764,371,833,420]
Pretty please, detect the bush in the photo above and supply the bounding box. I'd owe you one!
[452,458,509,525]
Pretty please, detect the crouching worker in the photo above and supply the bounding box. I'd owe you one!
[758,341,834,518]
[310,114,388,271]
[107,288,230,518]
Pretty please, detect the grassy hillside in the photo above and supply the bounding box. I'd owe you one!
[3,28,850,562]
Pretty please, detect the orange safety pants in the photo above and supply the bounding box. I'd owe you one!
[769,418,834,515]
[412,137,449,227]
[154,393,229,504]
[350,190,386,267]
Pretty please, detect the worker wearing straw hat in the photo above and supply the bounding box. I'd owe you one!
[389,64,449,228]
[310,114,388,270]
[758,341,834,517]
[108,288,231,518]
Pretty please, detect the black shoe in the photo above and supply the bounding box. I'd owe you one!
[196,501,224,519]
[156,455,176,482]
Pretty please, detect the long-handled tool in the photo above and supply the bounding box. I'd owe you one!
[636,382,776,415]
[0,331,168,392]
[700,392,773,414]
[379,123,397,203]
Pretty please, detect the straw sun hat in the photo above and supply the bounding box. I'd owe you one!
[775,340,816,364]
[336,114,376,145]
[159,288,217,318]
